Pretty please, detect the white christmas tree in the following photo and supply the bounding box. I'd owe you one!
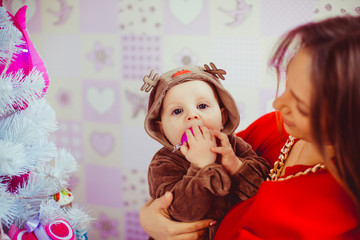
[0,3,91,240]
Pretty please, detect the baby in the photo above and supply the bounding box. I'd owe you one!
[141,63,270,240]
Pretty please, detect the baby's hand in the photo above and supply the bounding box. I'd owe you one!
[180,125,217,168]
[211,130,243,175]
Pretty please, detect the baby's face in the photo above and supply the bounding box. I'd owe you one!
[159,80,224,146]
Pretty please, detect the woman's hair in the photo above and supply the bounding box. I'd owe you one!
[270,15,360,208]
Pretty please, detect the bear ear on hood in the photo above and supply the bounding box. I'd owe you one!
[203,62,226,80]
[141,69,160,93]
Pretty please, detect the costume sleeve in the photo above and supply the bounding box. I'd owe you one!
[148,150,231,222]
[229,135,271,200]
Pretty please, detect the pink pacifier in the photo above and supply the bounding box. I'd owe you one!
[173,127,199,152]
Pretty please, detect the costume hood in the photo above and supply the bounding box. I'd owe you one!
[141,63,240,150]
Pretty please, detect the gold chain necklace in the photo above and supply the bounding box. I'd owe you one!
[267,136,326,181]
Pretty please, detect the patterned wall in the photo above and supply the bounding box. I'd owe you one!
[4,0,359,239]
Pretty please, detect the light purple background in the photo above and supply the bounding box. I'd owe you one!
[8,0,359,239]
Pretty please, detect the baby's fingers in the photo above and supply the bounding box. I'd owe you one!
[199,126,213,141]
[191,125,202,139]
[213,129,231,147]
[186,128,196,144]
[180,142,189,155]
[211,145,227,155]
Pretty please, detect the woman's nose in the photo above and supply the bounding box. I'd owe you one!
[273,91,290,113]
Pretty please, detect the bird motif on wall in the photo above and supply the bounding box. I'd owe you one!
[47,0,72,25]
[219,0,252,27]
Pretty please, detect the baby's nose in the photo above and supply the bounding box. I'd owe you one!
[186,111,199,120]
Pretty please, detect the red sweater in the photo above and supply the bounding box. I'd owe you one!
[236,111,288,167]
[215,112,360,239]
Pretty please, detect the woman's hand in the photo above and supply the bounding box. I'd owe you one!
[140,192,216,240]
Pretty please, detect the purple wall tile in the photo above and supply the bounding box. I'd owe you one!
[85,165,123,208]
[79,0,118,33]
[121,35,162,80]
[261,0,315,36]
[82,80,121,123]
[163,0,210,34]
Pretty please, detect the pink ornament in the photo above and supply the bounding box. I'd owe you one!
[53,188,74,207]
[0,1,49,112]
[12,230,37,240]
[7,225,37,240]
[45,219,75,240]
[1,4,49,88]
[1,172,29,193]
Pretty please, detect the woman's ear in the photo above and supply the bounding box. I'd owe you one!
[155,120,165,135]
[221,108,228,129]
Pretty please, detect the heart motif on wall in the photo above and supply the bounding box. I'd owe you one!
[169,0,204,25]
[91,132,114,156]
[86,87,115,115]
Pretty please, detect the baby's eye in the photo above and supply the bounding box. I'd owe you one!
[198,104,208,109]
[172,109,182,115]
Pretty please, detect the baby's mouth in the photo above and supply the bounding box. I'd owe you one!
[173,126,200,152]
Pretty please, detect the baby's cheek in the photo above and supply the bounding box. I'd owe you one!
[168,131,184,146]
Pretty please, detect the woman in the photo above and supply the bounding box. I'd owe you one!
[140,15,360,239]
